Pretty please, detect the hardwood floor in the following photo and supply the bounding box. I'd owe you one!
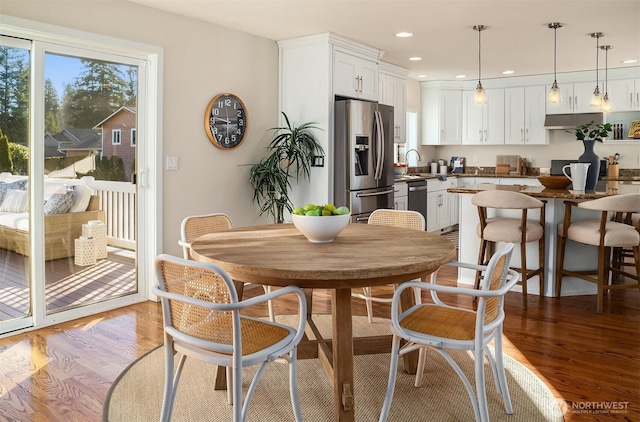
[0,263,638,421]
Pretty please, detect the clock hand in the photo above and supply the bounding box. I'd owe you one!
[215,117,231,124]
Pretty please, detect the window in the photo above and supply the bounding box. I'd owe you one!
[112,129,121,145]
[131,128,136,147]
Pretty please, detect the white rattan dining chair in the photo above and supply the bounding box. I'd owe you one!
[153,254,307,422]
[379,243,519,422]
[179,212,275,321]
[352,209,426,323]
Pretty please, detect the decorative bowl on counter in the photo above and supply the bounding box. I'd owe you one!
[292,213,351,243]
[537,175,571,190]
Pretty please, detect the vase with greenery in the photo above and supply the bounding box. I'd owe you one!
[249,112,324,223]
[574,120,612,190]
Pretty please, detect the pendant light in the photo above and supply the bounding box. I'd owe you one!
[473,25,487,104]
[600,45,612,112]
[589,32,604,108]
[548,23,562,104]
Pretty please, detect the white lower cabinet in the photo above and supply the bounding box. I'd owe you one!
[426,178,458,232]
[393,183,408,210]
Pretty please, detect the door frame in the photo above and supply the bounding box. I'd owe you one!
[0,15,163,336]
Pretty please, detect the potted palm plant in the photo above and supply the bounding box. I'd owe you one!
[249,112,324,223]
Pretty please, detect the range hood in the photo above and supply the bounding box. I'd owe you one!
[544,112,603,129]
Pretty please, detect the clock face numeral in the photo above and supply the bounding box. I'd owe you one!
[204,93,248,150]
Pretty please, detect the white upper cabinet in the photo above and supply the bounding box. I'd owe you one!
[546,81,600,114]
[462,88,504,145]
[505,85,548,145]
[421,86,462,145]
[379,62,408,143]
[334,50,379,101]
[606,78,640,111]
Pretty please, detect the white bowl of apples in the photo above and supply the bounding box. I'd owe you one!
[291,204,351,243]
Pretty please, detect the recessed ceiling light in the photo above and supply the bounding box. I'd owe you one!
[455,74,467,79]
[417,74,428,78]
[409,57,422,61]
[502,70,515,75]
[395,32,414,38]
[621,59,637,64]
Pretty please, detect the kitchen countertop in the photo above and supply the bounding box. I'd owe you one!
[448,180,640,199]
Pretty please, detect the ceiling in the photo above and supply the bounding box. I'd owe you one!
[127,0,640,81]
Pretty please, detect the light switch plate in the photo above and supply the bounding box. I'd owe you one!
[166,156,179,170]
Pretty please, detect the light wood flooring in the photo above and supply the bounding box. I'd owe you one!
[0,259,638,421]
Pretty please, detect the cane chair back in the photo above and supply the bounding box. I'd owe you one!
[379,243,519,422]
[352,209,426,323]
[153,255,306,421]
[179,212,274,321]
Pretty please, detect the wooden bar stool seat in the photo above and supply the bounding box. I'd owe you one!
[556,194,640,313]
[472,190,546,309]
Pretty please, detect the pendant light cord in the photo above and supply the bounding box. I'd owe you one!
[478,28,482,83]
[595,35,599,87]
[553,26,557,81]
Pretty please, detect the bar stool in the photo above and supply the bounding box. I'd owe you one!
[471,190,545,309]
[556,194,640,313]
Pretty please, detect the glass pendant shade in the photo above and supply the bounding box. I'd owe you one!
[601,93,611,112]
[549,80,560,104]
[591,86,602,107]
[474,81,486,104]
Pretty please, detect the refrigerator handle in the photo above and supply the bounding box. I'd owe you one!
[373,110,384,181]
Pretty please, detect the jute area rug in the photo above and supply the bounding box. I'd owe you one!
[104,315,564,421]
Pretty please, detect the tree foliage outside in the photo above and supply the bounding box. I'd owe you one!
[1,47,138,181]
[9,142,28,175]
[62,59,136,128]
[85,155,126,181]
[0,47,30,146]
[0,128,14,172]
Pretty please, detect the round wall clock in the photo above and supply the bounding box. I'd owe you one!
[204,93,248,150]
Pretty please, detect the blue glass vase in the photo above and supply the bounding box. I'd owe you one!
[578,140,599,190]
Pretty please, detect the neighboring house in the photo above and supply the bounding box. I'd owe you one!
[46,128,102,158]
[93,106,136,181]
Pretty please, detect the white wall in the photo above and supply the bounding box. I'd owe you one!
[1,1,280,257]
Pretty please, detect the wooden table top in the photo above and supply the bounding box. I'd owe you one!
[190,223,456,289]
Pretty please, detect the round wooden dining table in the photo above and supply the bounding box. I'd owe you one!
[190,223,456,422]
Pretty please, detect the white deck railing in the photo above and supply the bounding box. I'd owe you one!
[0,174,137,251]
[82,178,136,250]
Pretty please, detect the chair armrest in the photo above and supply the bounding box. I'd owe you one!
[178,240,190,248]
[393,268,519,317]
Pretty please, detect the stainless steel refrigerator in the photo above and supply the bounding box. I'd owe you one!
[334,99,394,223]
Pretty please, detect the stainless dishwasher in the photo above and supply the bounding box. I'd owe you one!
[407,180,428,224]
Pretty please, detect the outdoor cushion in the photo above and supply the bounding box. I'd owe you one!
[44,190,75,215]
[0,189,28,213]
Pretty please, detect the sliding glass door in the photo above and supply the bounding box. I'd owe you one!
[0,36,32,333]
[0,30,149,335]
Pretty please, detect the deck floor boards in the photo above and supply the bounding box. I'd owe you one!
[0,247,136,320]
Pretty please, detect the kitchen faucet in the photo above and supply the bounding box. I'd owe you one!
[404,148,422,166]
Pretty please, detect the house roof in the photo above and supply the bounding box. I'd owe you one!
[46,128,102,155]
[92,106,137,129]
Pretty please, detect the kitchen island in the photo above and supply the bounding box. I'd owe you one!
[448,181,640,298]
